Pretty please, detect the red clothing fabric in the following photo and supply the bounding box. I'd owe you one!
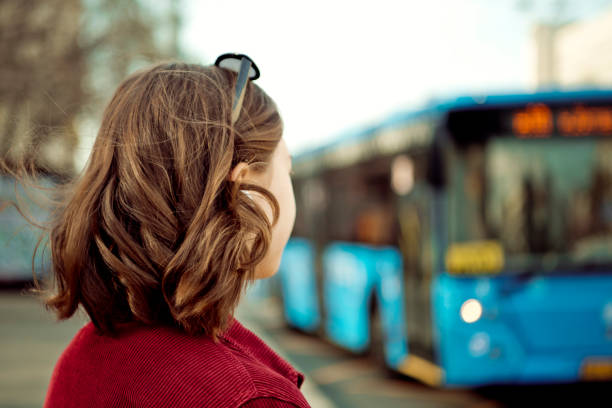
[44,317,311,408]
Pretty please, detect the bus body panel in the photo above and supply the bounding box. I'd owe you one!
[323,243,374,352]
[433,273,612,385]
[374,247,409,367]
[322,242,409,366]
[278,238,320,331]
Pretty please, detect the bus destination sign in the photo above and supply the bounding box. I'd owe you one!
[512,104,612,138]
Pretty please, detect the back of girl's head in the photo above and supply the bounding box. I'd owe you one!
[48,61,282,340]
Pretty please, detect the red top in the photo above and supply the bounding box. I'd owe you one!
[44,317,311,408]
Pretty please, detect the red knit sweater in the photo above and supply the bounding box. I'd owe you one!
[44,317,311,407]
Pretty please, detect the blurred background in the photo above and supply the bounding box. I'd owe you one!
[1,0,612,407]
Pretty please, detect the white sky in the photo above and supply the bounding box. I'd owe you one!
[180,0,610,154]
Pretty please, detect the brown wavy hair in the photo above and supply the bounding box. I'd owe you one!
[27,62,282,340]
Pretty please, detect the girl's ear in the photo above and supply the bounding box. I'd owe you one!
[229,162,250,182]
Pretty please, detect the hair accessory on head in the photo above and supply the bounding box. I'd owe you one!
[214,53,260,125]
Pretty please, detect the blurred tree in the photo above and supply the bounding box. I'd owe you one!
[0,0,183,177]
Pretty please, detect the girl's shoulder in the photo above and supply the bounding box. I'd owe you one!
[46,322,249,407]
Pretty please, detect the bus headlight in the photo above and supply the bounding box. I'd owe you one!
[460,299,483,323]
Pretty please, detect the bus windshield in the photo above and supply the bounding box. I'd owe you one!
[448,137,612,273]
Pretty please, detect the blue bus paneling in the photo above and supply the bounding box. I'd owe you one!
[322,242,408,367]
[278,238,320,331]
[433,273,612,385]
[372,246,409,367]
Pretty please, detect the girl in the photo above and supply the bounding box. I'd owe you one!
[42,54,310,407]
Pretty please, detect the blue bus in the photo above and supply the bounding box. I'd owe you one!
[277,90,612,387]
